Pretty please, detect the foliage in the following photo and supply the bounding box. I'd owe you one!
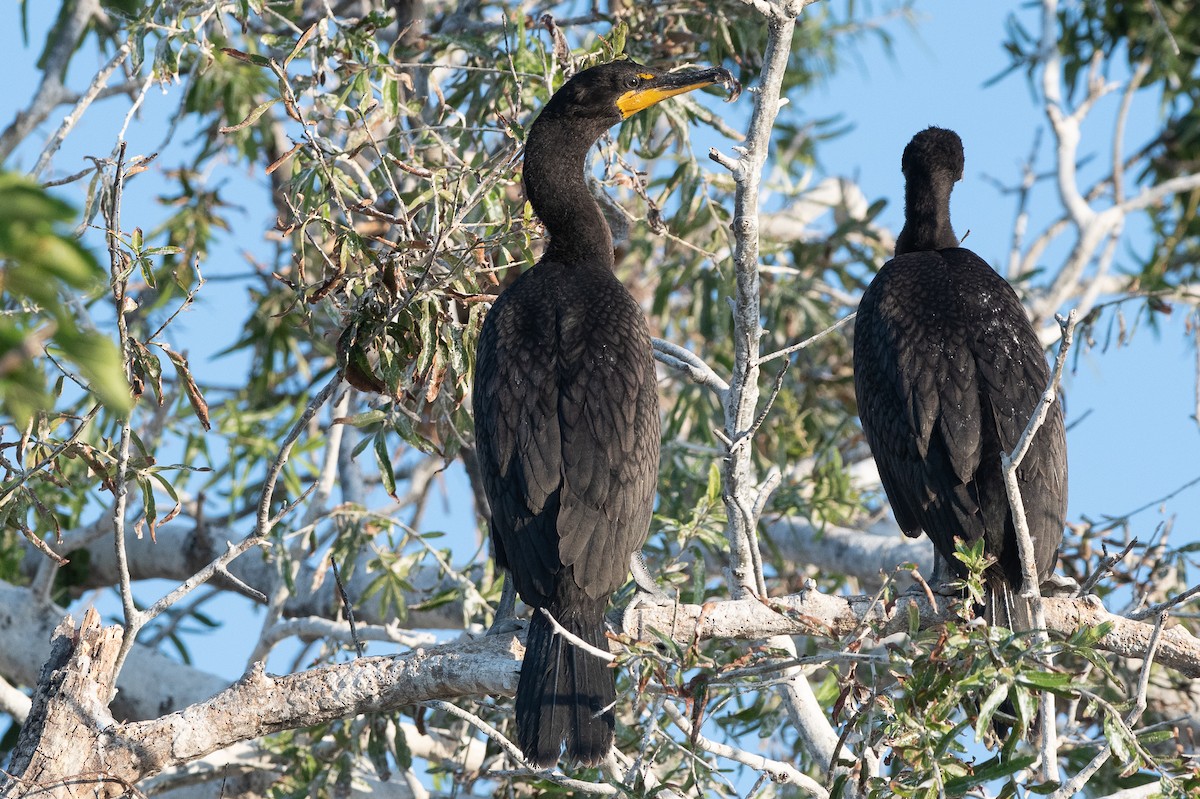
[0,173,129,424]
[0,0,1198,797]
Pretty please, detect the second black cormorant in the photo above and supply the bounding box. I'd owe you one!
[473,59,736,767]
[853,126,1067,630]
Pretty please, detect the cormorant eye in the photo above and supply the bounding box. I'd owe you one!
[624,75,640,89]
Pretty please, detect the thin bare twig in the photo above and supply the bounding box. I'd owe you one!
[0,0,99,162]
[538,608,615,662]
[32,43,133,180]
[661,700,829,798]
[757,312,856,365]
[652,337,730,399]
[1000,308,1077,781]
[1077,539,1137,596]
[425,701,618,795]
[1048,612,1168,799]
[107,141,140,689]
[257,374,343,537]
[1129,581,1200,621]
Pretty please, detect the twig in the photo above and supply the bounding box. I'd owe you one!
[1111,60,1150,209]
[651,337,730,399]
[1092,473,1200,532]
[1146,0,1181,55]
[661,700,829,798]
[538,608,615,662]
[331,558,364,657]
[0,0,99,162]
[1005,129,1045,279]
[1128,581,1200,621]
[258,617,438,650]
[1000,309,1077,782]
[107,141,141,689]
[1076,539,1137,596]
[32,43,133,180]
[1047,612,1168,799]
[757,312,856,365]
[256,374,342,537]
[139,537,272,625]
[424,701,619,795]
[300,387,350,527]
[1005,309,1077,470]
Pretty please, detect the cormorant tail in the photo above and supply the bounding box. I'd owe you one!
[516,601,614,767]
[983,572,1034,633]
[985,572,1039,736]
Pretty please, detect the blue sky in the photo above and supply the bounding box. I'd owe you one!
[2,1,1197,685]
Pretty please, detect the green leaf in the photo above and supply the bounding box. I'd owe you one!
[704,460,721,506]
[374,434,396,498]
[1016,670,1075,692]
[1069,620,1114,648]
[338,409,387,428]
[945,754,1037,793]
[974,682,1010,741]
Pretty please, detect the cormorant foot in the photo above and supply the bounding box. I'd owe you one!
[486,577,522,636]
[900,579,961,598]
[629,551,672,604]
[1042,573,1078,596]
[486,616,525,636]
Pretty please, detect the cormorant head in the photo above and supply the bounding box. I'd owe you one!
[539,59,738,128]
[901,126,965,183]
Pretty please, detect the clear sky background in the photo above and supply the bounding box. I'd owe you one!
[2,0,1197,685]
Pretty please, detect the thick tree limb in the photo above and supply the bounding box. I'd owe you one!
[0,610,519,796]
[4,582,1198,794]
[0,580,226,721]
[625,593,1200,679]
[766,517,934,584]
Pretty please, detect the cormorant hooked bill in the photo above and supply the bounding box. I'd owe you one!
[853,127,1067,630]
[473,60,737,767]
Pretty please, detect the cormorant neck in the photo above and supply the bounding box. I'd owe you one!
[895,173,959,255]
[523,114,615,268]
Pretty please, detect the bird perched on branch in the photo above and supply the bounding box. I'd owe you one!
[473,59,738,767]
[852,126,1067,632]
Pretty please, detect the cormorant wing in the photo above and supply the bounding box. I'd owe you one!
[554,294,659,602]
[474,267,659,607]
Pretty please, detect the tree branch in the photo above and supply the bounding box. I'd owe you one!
[0,0,101,163]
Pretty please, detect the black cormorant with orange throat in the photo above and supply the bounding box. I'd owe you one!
[853,126,1067,631]
[473,59,736,767]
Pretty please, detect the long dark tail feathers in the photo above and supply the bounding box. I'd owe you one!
[983,573,1034,633]
[516,603,615,768]
[984,573,1042,737]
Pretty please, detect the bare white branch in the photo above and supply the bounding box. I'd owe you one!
[538,608,615,662]
[661,699,829,797]
[757,312,856,366]
[652,337,730,398]
[1000,309,1077,781]
[1048,612,1168,799]
[426,700,618,795]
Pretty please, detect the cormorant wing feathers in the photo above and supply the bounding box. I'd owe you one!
[474,261,660,608]
[855,247,1062,568]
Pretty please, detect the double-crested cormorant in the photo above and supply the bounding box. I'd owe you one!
[853,127,1067,630]
[473,60,736,767]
